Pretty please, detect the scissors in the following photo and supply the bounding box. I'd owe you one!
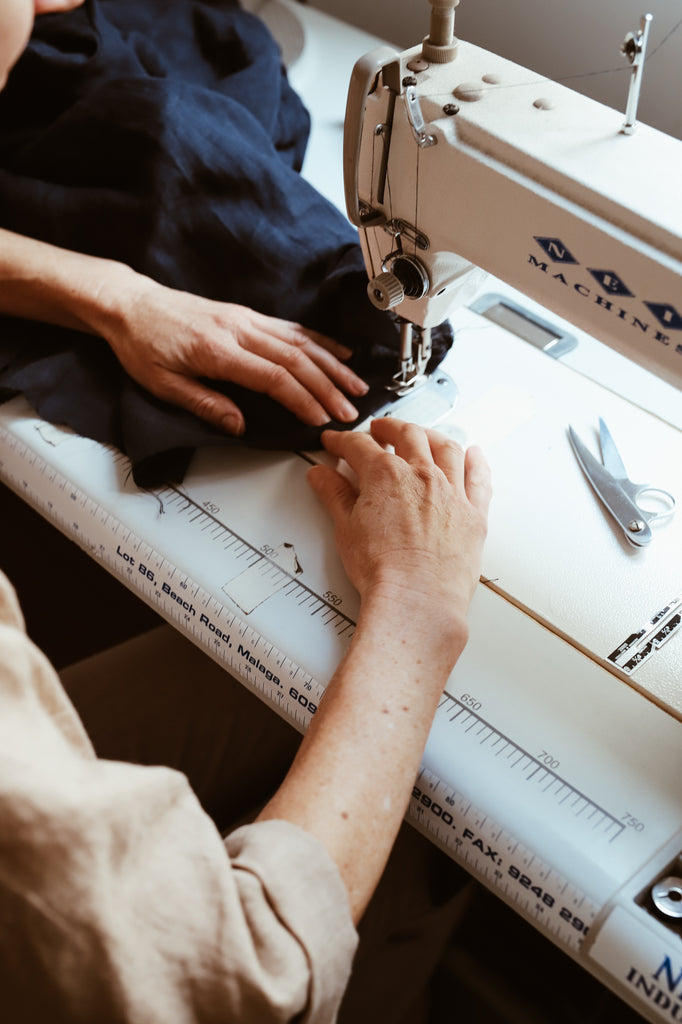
[568,417,676,547]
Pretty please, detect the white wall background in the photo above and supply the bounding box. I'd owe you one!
[306,0,682,139]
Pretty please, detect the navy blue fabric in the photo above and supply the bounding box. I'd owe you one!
[0,0,452,485]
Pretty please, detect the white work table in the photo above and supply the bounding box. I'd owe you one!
[1,4,681,1021]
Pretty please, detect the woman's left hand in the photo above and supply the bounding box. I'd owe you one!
[96,273,369,436]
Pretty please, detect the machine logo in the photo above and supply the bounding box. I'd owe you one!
[587,269,633,296]
[645,302,682,330]
[528,237,682,346]
[533,237,578,264]
[625,953,682,1019]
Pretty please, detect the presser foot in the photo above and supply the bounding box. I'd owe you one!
[385,321,433,397]
[372,369,458,428]
[302,370,458,472]
[375,320,457,425]
[385,371,429,397]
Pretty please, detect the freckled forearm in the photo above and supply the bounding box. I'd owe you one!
[257,589,468,921]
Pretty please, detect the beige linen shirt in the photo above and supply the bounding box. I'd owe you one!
[0,569,357,1022]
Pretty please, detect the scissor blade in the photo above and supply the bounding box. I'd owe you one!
[568,426,652,545]
[598,418,628,480]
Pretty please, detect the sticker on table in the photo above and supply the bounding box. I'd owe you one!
[607,596,682,674]
[223,542,302,614]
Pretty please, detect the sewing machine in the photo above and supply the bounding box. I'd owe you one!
[343,0,682,395]
[338,3,682,1018]
[1,2,681,1020]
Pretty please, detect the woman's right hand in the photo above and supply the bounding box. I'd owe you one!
[307,417,491,625]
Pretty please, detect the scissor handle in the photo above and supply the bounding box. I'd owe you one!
[623,482,677,524]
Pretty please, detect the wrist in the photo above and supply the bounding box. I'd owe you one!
[71,258,145,338]
[357,578,471,669]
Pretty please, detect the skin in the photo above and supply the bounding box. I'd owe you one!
[0,1,493,928]
[0,0,368,435]
[0,232,368,435]
[259,419,491,921]
[0,0,84,89]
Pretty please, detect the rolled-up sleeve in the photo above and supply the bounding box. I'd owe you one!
[225,821,358,1022]
[0,571,357,1023]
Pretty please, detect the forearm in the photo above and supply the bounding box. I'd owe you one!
[257,587,469,922]
[0,228,367,433]
[0,226,137,333]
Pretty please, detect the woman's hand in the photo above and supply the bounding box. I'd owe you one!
[263,419,491,920]
[307,417,491,625]
[96,273,369,436]
[0,230,369,435]
[34,1,85,11]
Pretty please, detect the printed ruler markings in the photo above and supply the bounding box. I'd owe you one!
[607,596,682,675]
[1,424,603,951]
[165,483,357,636]
[0,428,325,725]
[440,693,625,843]
[408,764,599,952]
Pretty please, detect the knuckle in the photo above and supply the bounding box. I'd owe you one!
[414,463,443,492]
[262,363,320,417]
[397,419,421,440]
[189,392,219,422]
[446,437,465,458]
[205,330,237,365]
[280,345,309,372]
[286,327,310,350]
[263,362,291,391]
[380,454,407,483]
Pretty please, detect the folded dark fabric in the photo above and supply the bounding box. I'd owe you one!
[0,0,452,485]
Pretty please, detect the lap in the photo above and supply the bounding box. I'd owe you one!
[60,625,301,830]
[61,625,474,1024]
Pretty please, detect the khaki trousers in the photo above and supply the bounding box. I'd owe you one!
[61,626,475,1024]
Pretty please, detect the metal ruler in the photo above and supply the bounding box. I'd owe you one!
[3,404,682,1020]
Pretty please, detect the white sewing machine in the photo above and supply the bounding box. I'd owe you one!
[0,2,681,1020]
[343,0,682,393]
[336,3,682,1019]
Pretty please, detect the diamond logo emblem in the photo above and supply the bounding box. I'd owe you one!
[644,303,682,330]
[533,237,578,264]
[587,269,633,296]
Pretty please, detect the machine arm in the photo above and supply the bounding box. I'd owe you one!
[343,3,682,391]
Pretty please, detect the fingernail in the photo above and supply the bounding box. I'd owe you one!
[338,400,359,423]
[221,414,245,436]
[350,379,370,397]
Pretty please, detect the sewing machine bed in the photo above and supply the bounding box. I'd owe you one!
[440,303,682,718]
[1,3,680,1019]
